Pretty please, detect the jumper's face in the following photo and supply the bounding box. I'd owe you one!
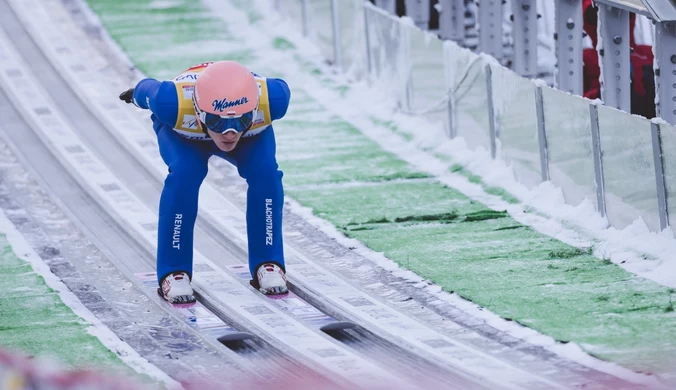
[192,91,255,152]
[208,128,243,152]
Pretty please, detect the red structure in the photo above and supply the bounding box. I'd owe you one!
[582,0,655,118]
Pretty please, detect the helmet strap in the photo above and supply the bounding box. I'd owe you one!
[193,94,211,137]
[196,117,211,137]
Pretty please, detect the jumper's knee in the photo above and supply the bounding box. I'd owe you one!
[166,160,208,187]
[238,161,283,183]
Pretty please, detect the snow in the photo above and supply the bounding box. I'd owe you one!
[0,209,180,389]
[196,0,671,385]
[252,0,676,289]
[18,0,673,386]
[148,0,184,10]
[284,192,661,388]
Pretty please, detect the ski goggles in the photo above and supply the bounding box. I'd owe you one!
[193,98,257,134]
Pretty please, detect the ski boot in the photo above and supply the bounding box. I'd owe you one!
[252,263,288,296]
[158,271,196,304]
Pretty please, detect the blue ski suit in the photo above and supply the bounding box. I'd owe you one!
[131,63,291,285]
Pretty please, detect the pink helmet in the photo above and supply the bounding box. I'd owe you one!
[193,61,259,116]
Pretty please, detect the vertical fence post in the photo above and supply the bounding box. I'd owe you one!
[654,21,676,125]
[535,86,550,181]
[443,42,457,138]
[399,21,414,111]
[555,0,583,95]
[274,0,280,12]
[597,4,630,112]
[300,0,309,37]
[652,122,670,230]
[447,94,456,138]
[478,0,503,60]
[511,0,539,77]
[405,59,413,112]
[438,0,466,42]
[589,103,607,217]
[486,64,497,159]
[331,0,343,70]
[364,3,373,83]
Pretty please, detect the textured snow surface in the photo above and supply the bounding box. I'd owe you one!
[0,210,178,388]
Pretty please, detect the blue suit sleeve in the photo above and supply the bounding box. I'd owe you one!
[267,78,291,121]
[132,78,179,127]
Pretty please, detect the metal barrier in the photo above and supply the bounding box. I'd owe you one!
[375,0,676,124]
[273,0,676,234]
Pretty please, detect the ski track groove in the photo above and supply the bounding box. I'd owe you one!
[9,0,521,387]
[0,67,265,387]
[0,0,650,388]
[0,4,335,390]
[0,7,327,389]
[0,1,432,388]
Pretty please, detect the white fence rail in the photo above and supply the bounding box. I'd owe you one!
[273,0,676,235]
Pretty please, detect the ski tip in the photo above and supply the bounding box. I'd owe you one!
[217,332,254,344]
[320,321,357,333]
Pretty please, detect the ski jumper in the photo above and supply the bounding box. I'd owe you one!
[131,63,291,284]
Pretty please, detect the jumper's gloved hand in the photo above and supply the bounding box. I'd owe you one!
[119,88,134,104]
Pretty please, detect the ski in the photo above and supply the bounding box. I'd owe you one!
[136,272,254,346]
[226,265,356,334]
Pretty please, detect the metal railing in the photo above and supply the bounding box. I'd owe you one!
[376,0,676,124]
[273,0,676,235]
